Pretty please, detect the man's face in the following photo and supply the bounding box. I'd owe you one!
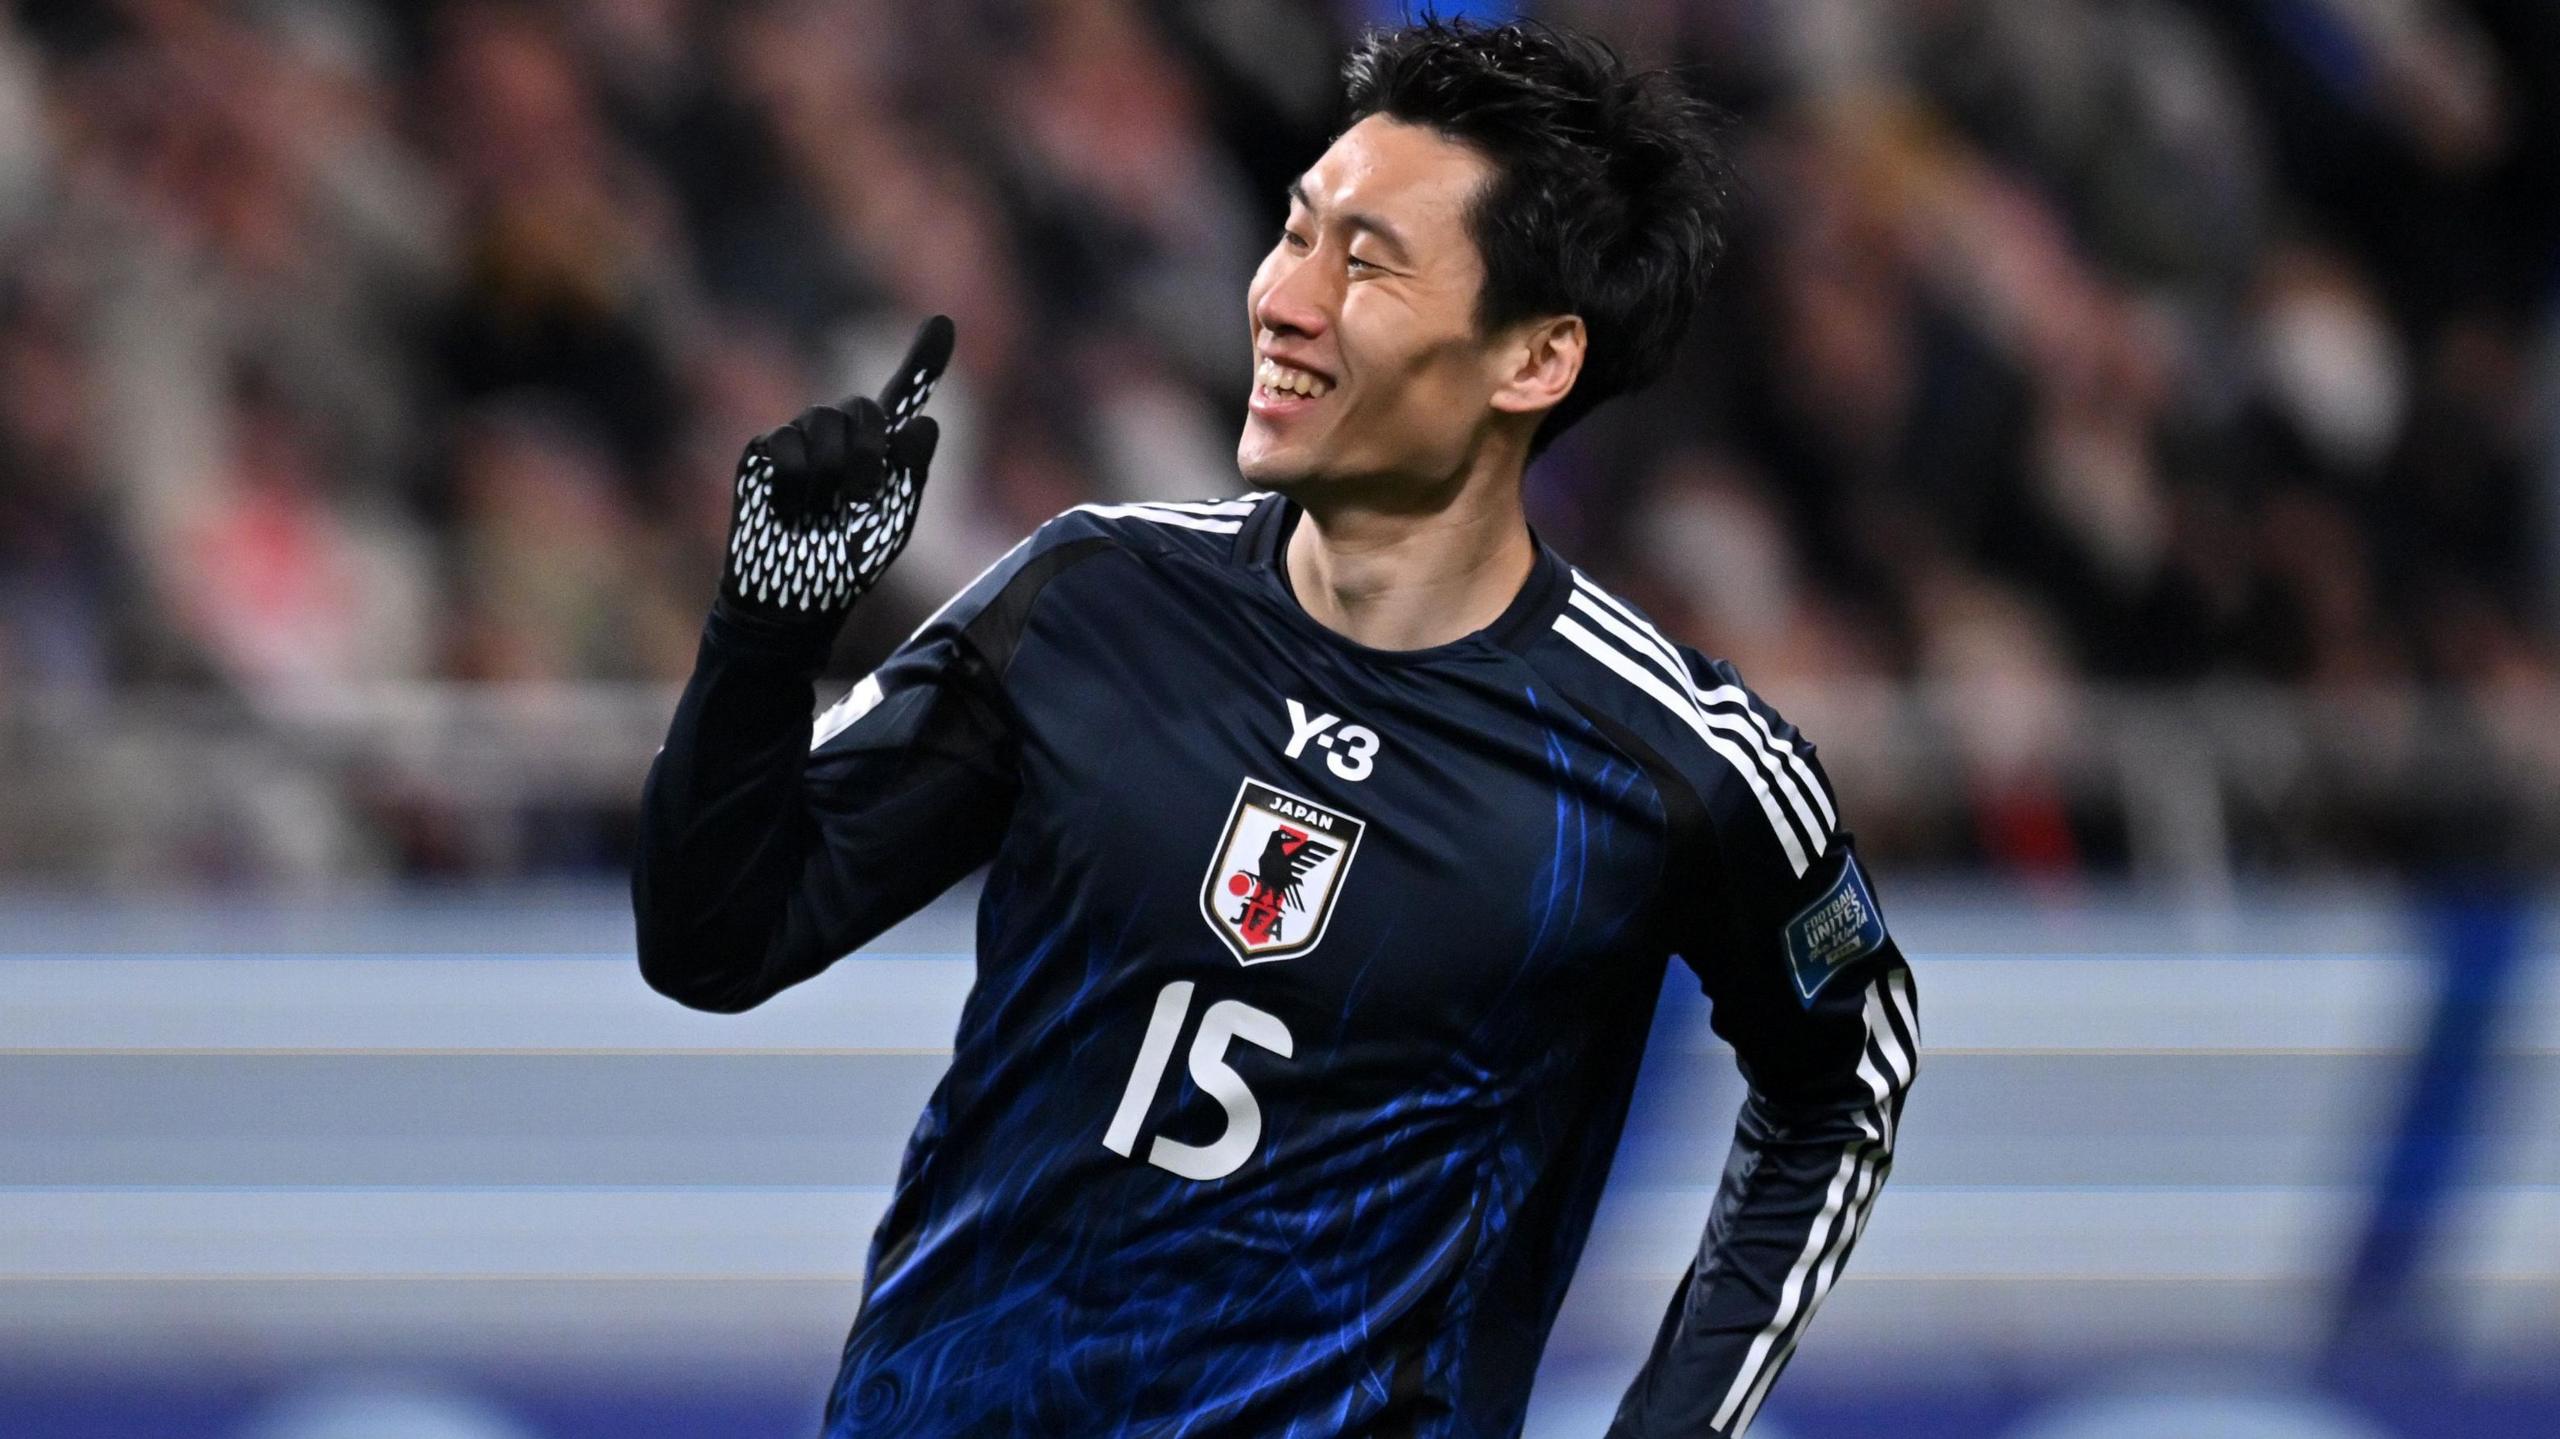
[1238,115,1514,495]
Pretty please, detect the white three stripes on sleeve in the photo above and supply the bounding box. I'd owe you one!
[1562,590,1831,846]
[1715,968,1919,1435]
[1568,574,1836,830]
[1554,613,1812,875]
[1069,497,1263,534]
[1550,576,1834,877]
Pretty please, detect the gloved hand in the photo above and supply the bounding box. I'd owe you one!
[715,314,954,640]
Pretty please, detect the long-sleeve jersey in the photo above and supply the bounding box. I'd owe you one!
[632,491,1920,1439]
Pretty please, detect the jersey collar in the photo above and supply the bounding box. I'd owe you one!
[1230,491,1571,661]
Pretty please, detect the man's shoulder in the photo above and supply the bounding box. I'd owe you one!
[1025,494,1270,560]
[1522,563,1747,740]
[1526,565,1843,879]
[931,493,1269,627]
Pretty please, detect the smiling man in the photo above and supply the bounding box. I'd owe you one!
[633,17,1918,1439]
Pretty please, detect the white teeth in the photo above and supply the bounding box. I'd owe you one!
[1255,357,1331,399]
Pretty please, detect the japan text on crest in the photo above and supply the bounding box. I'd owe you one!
[1199,778,1366,964]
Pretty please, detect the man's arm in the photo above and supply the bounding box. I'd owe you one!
[1608,663,1921,1438]
[632,315,988,1012]
[630,599,1016,1013]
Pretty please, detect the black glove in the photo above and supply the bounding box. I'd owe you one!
[714,314,954,641]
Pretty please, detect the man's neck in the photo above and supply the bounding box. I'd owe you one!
[1282,471,1538,653]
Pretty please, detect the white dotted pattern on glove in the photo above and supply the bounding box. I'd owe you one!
[725,446,924,615]
[724,341,944,617]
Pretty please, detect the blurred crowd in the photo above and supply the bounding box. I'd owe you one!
[1,0,2556,879]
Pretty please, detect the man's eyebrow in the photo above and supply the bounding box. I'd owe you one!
[1285,178,1413,263]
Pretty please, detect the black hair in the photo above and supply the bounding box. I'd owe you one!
[1340,16,1734,456]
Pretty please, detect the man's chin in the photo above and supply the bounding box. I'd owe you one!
[1236,438,1322,493]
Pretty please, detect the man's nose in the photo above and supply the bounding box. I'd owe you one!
[1252,250,1333,342]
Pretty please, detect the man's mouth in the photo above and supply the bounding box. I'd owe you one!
[1253,357,1334,405]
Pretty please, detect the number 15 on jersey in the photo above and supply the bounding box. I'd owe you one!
[1103,980,1292,1182]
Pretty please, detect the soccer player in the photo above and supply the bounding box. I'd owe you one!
[633,18,1918,1438]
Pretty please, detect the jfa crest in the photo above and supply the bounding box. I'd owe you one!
[1199,778,1366,964]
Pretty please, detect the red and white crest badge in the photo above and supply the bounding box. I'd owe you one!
[1199,778,1366,964]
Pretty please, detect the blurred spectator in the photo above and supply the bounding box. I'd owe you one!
[0,0,2552,882]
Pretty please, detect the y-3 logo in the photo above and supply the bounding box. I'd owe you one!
[1283,698,1380,781]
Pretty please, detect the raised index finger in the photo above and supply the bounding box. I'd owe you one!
[857,314,956,435]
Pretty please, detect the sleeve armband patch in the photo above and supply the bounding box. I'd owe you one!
[1783,851,1888,1007]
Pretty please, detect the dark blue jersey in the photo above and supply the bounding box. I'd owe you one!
[633,492,1920,1438]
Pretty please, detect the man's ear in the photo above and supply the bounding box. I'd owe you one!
[1488,314,1587,421]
